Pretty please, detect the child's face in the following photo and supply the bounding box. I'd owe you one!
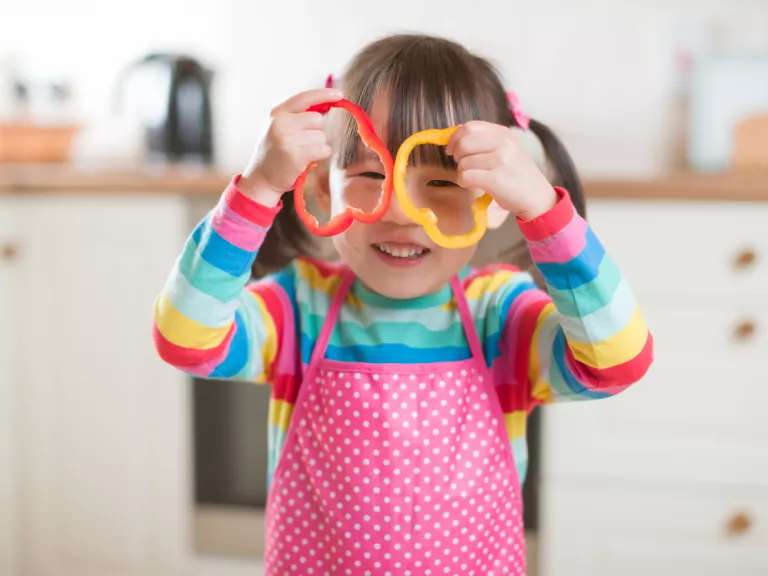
[318,100,482,299]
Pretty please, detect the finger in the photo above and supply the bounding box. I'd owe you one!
[278,111,326,132]
[272,88,343,115]
[451,133,499,162]
[457,168,496,192]
[285,130,328,148]
[299,143,333,164]
[458,151,499,172]
[445,121,495,156]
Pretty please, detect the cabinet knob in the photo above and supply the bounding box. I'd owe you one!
[734,320,756,341]
[733,248,757,270]
[0,242,20,262]
[725,512,752,536]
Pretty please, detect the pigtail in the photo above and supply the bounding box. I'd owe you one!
[527,119,586,219]
[251,191,318,278]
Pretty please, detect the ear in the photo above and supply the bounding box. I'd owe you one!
[486,199,510,229]
[314,160,332,214]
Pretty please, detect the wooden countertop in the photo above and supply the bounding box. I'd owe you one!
[0,164,232,194]
[0,163,766,200]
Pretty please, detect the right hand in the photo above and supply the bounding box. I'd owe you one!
[239,88,342,205]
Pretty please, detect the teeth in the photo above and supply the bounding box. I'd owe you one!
[375,243,426,259]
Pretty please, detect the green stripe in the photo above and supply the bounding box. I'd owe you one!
[545,253,622,318]
[178,236,252,303]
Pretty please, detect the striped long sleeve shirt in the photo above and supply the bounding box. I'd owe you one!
[153,177,654,484]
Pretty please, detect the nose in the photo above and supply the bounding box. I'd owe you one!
[381,185,417,226]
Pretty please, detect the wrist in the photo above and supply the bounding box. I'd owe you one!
[237,171,284,207]
[515,184,559,222]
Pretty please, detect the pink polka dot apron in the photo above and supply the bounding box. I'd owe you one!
[265,272,527,576]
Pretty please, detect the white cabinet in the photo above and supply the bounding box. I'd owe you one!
[2,193,193,576]
[539,200,768,576]
[0,197,21,576]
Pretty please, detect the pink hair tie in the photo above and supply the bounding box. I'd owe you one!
[325,74,335,88]
[506,91,530,130]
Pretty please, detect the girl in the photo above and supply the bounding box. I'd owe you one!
[153,34,653,576]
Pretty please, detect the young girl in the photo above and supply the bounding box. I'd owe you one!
[153,34,653,576]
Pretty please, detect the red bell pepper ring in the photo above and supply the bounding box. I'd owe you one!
[293,99,394,237]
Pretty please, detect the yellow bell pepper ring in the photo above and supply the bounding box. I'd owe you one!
[393,126,493,249]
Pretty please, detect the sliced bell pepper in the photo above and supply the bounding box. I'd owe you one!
[393,126,493,249]
[293,99,393,237]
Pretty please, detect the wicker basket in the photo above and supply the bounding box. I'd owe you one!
[0,123,79,163]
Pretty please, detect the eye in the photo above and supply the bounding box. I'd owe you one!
[428,180,458,188]
[359,171,385,180]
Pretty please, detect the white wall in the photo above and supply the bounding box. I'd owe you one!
[4,0,768,175]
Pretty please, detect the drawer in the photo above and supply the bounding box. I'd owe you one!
[587,200,768,296]
[541,298,768,486]
[539,481,768,576]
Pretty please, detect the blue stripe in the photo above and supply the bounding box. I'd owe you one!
[535,228,606,291]
[178,238,252,302]
[192,218,258,277]
[210,311,249,378]
[300,333,471,364]
[272,266,302,345]
[480,280,539,368]
[551,330,610,400]
[498,280,540,324]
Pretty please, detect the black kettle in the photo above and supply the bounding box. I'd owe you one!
[116,53,214,164]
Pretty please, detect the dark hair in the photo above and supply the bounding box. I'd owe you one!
[251,33,586,278]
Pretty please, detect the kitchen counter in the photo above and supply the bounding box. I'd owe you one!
[0,163,766,200]
[0,164,231,194]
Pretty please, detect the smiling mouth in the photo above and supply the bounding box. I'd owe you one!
[372,242,430,259]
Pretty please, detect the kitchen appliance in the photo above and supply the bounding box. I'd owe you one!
[116,53,214,164]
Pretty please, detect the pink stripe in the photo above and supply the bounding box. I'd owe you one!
[274,287,298,376]
[212,202,268,251]
[181,355,226,377]
[527,216,588,264]
[493,289,549,386]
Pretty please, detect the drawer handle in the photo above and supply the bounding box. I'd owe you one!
[733,248,757,270]
[0,242,20,262]
[734,320,756,341]
[725,512,752,536]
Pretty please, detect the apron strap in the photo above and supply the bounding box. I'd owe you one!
[308,268,356,366]
[309,270,485,367]
[450,275,487,364]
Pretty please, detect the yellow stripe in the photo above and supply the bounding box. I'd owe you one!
[465,270,515,300]
[154,294,231,349]
[345,291,366,309]
[295,259,344,295]
[568,305,649,369]
[269,399,294,431]
[504,411,527,441]
[251,292,277,378]
[529,303,555,403]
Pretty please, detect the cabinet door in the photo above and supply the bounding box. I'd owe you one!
[0,198,21,576]
[540,481,768,576]
[14,194,191,576]
[541,298,768,486]
[541,201,768,486]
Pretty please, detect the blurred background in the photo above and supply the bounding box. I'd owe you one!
[1,0,768,575]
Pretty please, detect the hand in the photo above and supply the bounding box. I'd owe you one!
[445,121,558,220]
[239,88,342,206]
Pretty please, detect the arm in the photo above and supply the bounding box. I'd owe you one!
[152,176,291,382]
[492,188,653,405]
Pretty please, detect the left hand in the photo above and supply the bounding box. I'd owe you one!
[446,121,558,221]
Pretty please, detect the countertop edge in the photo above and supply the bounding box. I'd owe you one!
[0,167,766,200]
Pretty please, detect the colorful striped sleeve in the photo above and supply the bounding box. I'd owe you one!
[491,187,654,406]
[152,175,291,383]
